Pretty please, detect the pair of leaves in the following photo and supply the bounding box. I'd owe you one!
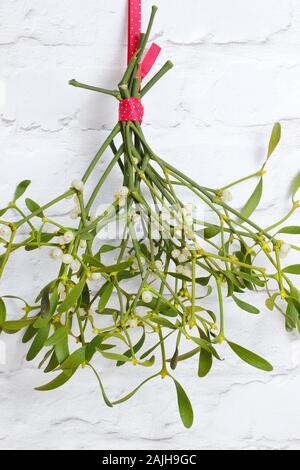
[36,346,86,391]
[116,329,145,366]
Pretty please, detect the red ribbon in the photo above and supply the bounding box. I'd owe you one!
[119,0,161,124]
[119,97,144,124]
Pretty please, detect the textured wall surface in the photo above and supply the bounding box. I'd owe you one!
[1,0,300,450]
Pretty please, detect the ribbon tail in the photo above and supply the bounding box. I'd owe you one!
[140,43,162,79]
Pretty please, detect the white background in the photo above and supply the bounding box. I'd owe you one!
[1,0,300,450]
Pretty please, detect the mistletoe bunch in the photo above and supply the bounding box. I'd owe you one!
[1,6,300,428]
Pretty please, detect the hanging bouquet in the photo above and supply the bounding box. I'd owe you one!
[0,2,300,428]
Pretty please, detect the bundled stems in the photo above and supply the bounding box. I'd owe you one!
[0,5,299,429]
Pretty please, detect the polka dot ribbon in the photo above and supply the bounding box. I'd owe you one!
[119,97,144,124]
[119,0,161,125]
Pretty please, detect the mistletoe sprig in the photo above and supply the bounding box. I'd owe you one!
[1,6,300,428]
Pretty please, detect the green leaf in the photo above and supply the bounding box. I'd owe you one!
[99,244,119,254]
[58,276,86,314]
[232,294,260,314]
[265,293,279,311]
[237,271,265,288]
[227,340,273,372]
[197,329,213,378]
[41,287,50,317]
[172,378,194,429]
[26,324,50,361]
[267,122,281,158]
[282,265,300,275]
[172,347,201,363]
[98,259,134,274]
[33,315,50,329]
[61,346,86,370]
[35,369,75,391]
[82,255,133,273]
[82,254,103,268]
[0,208,8,217]
[2,318,35,332]
[80,283,90,309]
[198,348,212,378]
[151,317,177,330]
[286,300,298,331]
[45,326,68,347]
[139,355,155,367]
[101,351,132,363]
[138,298,179,318]
[25,233,56,251]
[290,171,300,200]
[78,232,94,241]
[0,298,6,325]
[170,347,179,370]
[44,351,59,373]
[278,226,300,235]
[14,180,31,201]
[204,225,221,240]
[25,198,44,218]
[22,324,38,343]
[38,349,54,369]
[98,282,114,313]
[54,337,69,364]
[240,178,263,220]
[190,336,221,360]
[117,329,146,367]
[87,364,113,407]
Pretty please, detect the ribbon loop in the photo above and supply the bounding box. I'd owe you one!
[120,1,162,124]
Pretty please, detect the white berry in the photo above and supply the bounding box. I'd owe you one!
[119,186,129,197]
[142,290,153,304]
[279,243,291,259]
[50,248,63,260]
[64,231,74,243]
[129,318,138,328]
[172,249,181,259]
[70,208,80,220]
[62,254,73,265]
[154,260,163,271]
[71,179,84,192]
[176,265,185,275]
[90,272,101,282]
[0,225,11,238]
[58,282,66,294]
[71,259,81,272]
[221,190,233,203]
[178,253,188,263]
[79,239,87,249]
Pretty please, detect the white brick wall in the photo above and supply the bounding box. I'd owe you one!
[1,0,300,450]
